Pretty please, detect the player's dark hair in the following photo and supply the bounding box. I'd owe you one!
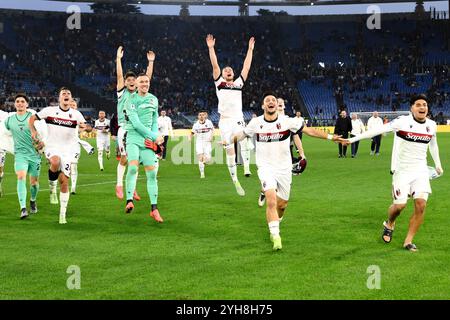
[125,71,136,79]
[59,87,71,94]
[261,91,277,104]
[14,93,29,103]
[410,94,429,106]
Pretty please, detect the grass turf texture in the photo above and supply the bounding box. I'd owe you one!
[0,134,449,299]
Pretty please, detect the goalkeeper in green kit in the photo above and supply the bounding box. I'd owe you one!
[4,94,43,219]
[123,73,164,222]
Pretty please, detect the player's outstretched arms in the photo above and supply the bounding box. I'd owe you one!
[302,126,341,142]
[146,50,155,81]
[116,46,125,90]
[348,123,393,144]
[241,37,255,82]
[206,34,220,80]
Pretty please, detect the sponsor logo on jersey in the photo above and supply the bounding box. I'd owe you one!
[45,116,78,128]
[396,130,432,144]
[217,82,242,91]
[257,130,290,142]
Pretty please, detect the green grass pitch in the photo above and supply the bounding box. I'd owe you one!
[0,134,449,299]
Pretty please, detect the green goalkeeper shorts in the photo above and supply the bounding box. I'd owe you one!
[14,156,41,177]
[126,143,157,167]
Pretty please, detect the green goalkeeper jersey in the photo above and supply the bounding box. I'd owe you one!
[124,92,159,145]
[5,111,41,162]
[117,87,134,127]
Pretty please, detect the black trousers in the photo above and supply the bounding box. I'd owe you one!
[350,134,360,156]
[371,135,382,153]
[162,135,169,159]
[338,132,349,156]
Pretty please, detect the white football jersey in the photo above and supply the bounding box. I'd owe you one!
[0,110,9,122]
[244,115,303,171]
[389,115,437,173]
[192,119,214,142]
[215,75,244,120]
[94,119,110,138]
[36,106,86,151]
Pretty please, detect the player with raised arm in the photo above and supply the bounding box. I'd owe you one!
[69,99,94,195]
[94,110,111,171]
[115,46,154,200]
[29,87,92,224]
[4,94,42,219]
[123,73,164,222]
[190,111,214,178]
[342,94,443,252]
[230,92,343,251]
[206,34,254,196]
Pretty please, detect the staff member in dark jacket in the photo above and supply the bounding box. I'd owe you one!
[334,110,352,158]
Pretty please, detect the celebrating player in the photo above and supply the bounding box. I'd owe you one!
[342,94,443,252]
[123,73,164,222]
[94,110,111,171]
[190,111,214,178]
[230,92,343,251]
[29,87,91,224]
[115,46,154,200]
[69,99,94,195]
[206,34,254,196]
[4,94,42,219]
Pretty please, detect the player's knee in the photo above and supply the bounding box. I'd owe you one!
[392,202,407,212]
[145,168,157,180]
[414,198,427,213]
[128,165,138,175]
[16,172,27,180]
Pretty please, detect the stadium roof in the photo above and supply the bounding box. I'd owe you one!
[47,0,449,6]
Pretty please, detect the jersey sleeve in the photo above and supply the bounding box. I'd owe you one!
[289,117,304,133]
[236,75,245,88]
[117,87,125,100]
[36,107,52,120]
[214,76,225,87]
[4,115,11,131]
[243,118,258,137]
[76,111,87,124]
[150,107,159,140]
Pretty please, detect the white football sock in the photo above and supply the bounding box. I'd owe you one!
[226,154,238,183]
[70,163,78,192]
[117,163,126,186]
[60,192,70,216]
[199,161,205,175]
[98,150,103,169]
[268,220,280,237]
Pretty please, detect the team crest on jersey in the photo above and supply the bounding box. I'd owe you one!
[395,189,401,197]
[426,126,430,133]
[69,114,72,118]
[410,125,413,128]
[276,123,281,130]
[260,125,263,129]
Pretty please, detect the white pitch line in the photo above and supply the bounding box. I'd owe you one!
[2,178,145,196]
